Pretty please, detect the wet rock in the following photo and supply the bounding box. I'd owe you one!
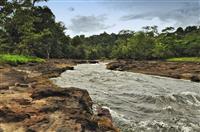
[91,107,120,132]
[88,60,99,64]
[97,117,119,132]
[31,88,70,100]
[106,61,127,70]
[97,107,112,121]
[63,66,74,70]
[0,107,30,122]
[45,67,73,75]
[73,60,88,64]
[171,74,181,79]
[41,66,74,78]
[72,60,99,64]
[191,75,200,82]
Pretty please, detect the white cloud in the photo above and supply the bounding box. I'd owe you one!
[69,15,115,33]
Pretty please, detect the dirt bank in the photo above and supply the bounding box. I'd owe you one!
[0,60,118,132]
[107,60,200,82]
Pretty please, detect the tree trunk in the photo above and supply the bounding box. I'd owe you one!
[46,49,50,59]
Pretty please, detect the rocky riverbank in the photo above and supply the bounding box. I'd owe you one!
[0,60,118,132]
[107,60,200,82]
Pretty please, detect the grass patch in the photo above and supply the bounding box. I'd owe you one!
[0,54,45,65]
[167,57,200,62]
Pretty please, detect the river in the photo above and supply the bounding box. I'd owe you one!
[51,63,200,132]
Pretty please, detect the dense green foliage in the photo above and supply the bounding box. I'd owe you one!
[0,0,200,60]
[68,26,200,60]
[0,54,44,65]
[0,0,70,59]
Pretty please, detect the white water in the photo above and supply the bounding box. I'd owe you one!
[51,63,200,132]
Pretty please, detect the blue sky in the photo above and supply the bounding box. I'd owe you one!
[38,0,200,36]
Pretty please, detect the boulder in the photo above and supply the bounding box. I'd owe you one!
[106,61,127,70]
[97,107,112,120]
[191,75,200,82]
[88,60,99,64]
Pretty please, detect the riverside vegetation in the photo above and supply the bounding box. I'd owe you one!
[0,0,200,60]
[0,54,44,65]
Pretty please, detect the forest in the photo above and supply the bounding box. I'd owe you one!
[0,0,200,60]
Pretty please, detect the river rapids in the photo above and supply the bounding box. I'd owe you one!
[51,63,200,132]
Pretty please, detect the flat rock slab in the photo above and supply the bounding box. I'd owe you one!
[0,60,118,132]
[107,60,200,82]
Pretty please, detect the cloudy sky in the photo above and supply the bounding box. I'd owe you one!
[38,0,200,36]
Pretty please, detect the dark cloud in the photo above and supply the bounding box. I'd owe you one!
[69,15,115,33]
[120,2,200,26]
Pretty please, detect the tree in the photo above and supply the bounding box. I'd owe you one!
[0,0,70,59]
[143,25,158,36]
[111,38,129,59]
[126,31,156,59]
[1,1,200,60]
[162,27,175,34]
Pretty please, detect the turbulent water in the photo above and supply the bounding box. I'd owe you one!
[51,63,200,132]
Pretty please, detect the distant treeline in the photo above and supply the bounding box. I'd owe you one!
[0,0,200,59]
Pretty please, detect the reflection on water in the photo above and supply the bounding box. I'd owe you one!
[51,63,200,132]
